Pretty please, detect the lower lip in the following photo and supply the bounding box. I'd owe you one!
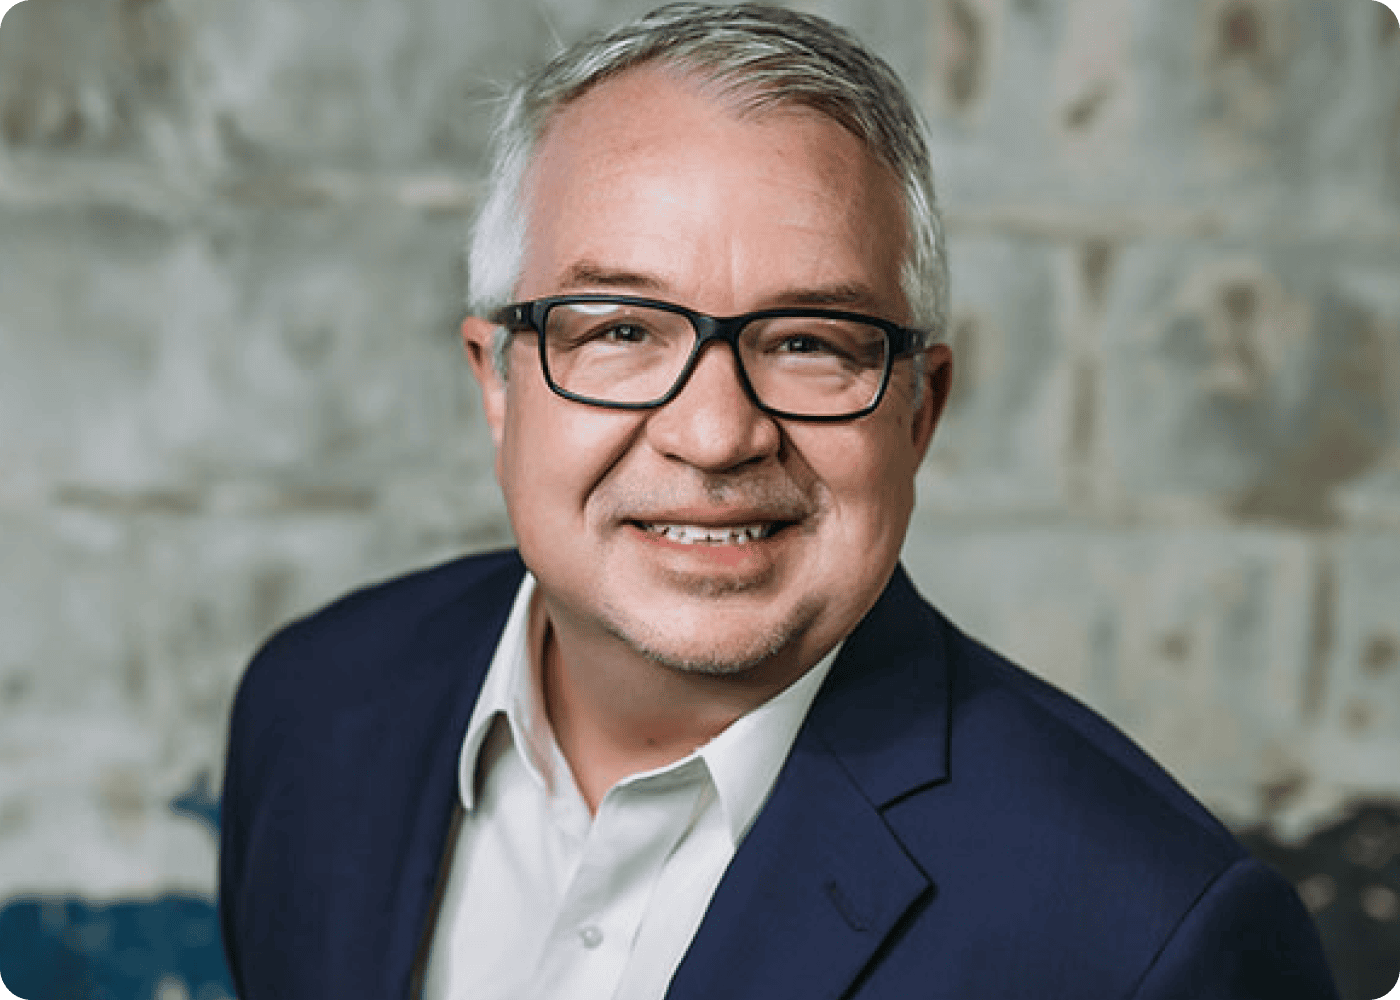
[628,523,788,570]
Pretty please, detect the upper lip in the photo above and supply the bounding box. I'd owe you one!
[627,508,806,526]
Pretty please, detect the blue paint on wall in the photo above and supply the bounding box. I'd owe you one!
[0,774,235,1000]
[0,894,234,1000]
[168,772,221,842]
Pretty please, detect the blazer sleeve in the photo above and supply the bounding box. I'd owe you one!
[218,660,253,1000]
[219,627,284,1000]
[1129,856,1339,1000]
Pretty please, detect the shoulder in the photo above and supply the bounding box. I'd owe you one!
[837,575,1334,994]
[926,609,1246,892]
[948,619,1239,853]
[842,566,1238,858]
[229,548,525,737]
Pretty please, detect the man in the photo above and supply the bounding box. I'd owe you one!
[219,5,1339,998]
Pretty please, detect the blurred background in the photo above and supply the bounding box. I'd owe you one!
[0,0,1397,997]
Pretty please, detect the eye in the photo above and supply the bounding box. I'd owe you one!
[750,318,888,369]
[597,323,649,344]
[559,319,657,350]
[776,334,836,355]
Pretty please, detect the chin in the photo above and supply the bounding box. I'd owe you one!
[602,600,817,678]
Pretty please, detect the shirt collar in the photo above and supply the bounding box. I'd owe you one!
[457,572,549,811]
[457,571,840,844]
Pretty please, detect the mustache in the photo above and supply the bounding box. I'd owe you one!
[600,477,817,522]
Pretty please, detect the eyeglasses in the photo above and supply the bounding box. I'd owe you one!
[490,294,927,421]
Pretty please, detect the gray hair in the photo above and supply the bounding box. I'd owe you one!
[467,2,948,381]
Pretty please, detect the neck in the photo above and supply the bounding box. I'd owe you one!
[536,603,806,813]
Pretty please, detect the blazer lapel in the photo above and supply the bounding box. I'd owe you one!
[316,553,525,998]
[666,566,951,1000]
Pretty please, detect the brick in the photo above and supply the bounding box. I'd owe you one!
[0,202,497,509]
[1099,239,1400,526]
[1310,533,1400,792]
[927,0,1400,228]
[919,235,1074,515]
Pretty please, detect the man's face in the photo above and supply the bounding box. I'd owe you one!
[465,66,951,682]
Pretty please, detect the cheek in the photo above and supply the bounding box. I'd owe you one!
[496,382,558,533]
[828,423,918,487]
[497,386,645,525]
[818,428,919,536]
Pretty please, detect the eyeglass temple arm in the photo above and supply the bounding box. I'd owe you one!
[487,304,530,329]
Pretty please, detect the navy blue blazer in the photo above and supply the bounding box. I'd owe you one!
[219,548,1338,999]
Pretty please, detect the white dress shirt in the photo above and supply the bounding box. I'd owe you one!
[422,572,838,1000]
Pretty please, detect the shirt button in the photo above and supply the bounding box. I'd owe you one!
[579,925,604,949]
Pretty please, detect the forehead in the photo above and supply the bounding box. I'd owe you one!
[530,64,894,202]
[516,65,909,312]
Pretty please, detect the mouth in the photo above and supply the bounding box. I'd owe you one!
[630,521,794,545]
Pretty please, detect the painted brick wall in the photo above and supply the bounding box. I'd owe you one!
[0,0,1397,996]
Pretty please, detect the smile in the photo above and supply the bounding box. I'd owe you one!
[639,522,782,545]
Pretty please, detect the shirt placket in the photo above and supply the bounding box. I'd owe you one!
[527,762,709,1000]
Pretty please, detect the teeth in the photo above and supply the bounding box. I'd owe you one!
[643,523,775,545]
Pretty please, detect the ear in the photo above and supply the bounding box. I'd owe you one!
[462,316,507,451]
[910,342,953,462]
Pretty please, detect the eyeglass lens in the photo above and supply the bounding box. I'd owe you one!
[541,300,890,417]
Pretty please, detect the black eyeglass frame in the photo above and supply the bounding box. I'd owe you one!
[489,293,929,422]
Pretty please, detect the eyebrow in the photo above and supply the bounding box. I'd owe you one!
[556,261,669,293]
[555,262,888,315]
[775,284,885,312]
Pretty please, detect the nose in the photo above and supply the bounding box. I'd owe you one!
[644,340,782,471]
